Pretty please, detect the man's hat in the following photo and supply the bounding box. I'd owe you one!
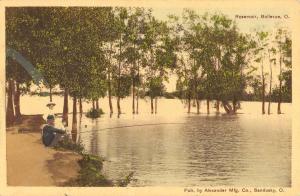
[46,102,56,108]
[47,115,55,120]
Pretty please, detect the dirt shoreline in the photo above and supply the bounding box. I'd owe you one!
[6,115,82,186]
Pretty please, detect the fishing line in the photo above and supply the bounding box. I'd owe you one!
[78,122,186,134]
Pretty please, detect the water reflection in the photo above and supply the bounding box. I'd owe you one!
[182,116,245,186]
[20,95,291,187]
[76,112,291,187]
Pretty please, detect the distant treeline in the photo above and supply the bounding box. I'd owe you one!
[30,90,291,103]
[163,91,292,103]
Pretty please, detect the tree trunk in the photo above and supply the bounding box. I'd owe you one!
[206,99,210,114]
[262,76,265,114]
[136,92,139,115]
[136,61,140,114]
[14,81,21,119]
[187,96,191,113]
[216,100,220,113]
[196,99,200,114]
[268,97,271,115]
[132,83,135,114]
[6,79,15,126]
[233,99,237,113]
[92,100,95,110]
[108,73,113,114]
[192,99,196,107]
[222,101,235,115]
[132,43,136,115]
[268,53,272,115]
[79,98,83,114]
[278,55,282,114]
[72,96,77,133]
[49,85,53,102]
[151,97,154,114]
[96,99,99,110]
[108,42,113,115]
[261,60,265,114]
[62,89,69,126]
[117,34,122,116]
[222,101,230,114]
[117,97,121,116]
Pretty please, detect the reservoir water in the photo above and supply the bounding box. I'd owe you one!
[21,95,292,187]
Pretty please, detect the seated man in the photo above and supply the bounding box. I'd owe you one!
[42,115,66,147]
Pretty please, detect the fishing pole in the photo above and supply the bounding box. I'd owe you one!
[78,122,186,134]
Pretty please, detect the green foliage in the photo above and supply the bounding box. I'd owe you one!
[54,135,85,154]
[117,172,135,187]
[54,136,111,187]
[54,134,134,187]
[6,7,113,101]
[111,74,132,98]
[174,10,256,113]
[271,70,292,102]
[6,7,292,115]
[6,8,37,89]
[65,154,113,187]
[145,77,166,98]
[86,108,105,119]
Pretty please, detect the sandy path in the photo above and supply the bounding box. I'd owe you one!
[6,115,82,186]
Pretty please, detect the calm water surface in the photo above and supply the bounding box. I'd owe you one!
[22,96,291,187]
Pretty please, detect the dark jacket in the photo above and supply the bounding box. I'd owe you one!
[42,125,65,146]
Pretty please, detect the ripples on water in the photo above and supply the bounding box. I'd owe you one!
[21,96,291,187]
[79,109,291,187]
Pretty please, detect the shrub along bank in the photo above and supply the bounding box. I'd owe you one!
[54,135,133,187]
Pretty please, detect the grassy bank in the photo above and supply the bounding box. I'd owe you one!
[54,136,133,187]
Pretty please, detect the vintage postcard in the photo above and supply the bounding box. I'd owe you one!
[0,0,300,195]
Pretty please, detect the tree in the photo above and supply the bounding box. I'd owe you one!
[6,8,37,123]
[141,13,177,114]
[275,28,291,114]
[172,11,255,115]
[178,9,202,114]
[101,8,119,116]
[267,47,276,114]
[29,7,111,125]
[6,7,291,121]
[254,31,269,114]
[113,7,130,117]
[142,14,164,114]
[201,14,254,114]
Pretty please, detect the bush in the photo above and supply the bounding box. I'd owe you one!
[117,172,135,187]
[86,108,104,118]
[54,134,85,154]
[65,154,113,187]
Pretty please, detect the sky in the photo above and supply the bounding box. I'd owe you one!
[152,7,290,33]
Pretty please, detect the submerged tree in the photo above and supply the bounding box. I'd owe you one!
[142,14,170,114]
[275,28,291,114]
[254,31,269,114]
[267,47,276,114]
